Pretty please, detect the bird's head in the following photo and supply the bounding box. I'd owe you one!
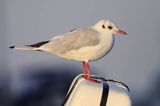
[93,19,127,36]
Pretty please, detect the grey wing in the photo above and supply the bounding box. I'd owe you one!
[40,28,100,54]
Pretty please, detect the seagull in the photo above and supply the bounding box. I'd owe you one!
[10,19,127,82]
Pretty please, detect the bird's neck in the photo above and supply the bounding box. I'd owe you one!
[91,26,114,44]
[100,32,113,42]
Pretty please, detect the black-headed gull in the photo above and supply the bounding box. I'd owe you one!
[10,19,127,82]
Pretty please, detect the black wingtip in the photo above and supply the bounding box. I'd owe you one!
[9,46,15,49]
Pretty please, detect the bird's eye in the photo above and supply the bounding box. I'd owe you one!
[102,25,105,29]
[108,26,113,30]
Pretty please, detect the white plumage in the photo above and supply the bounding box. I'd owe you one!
[10,19,127,81]
[10,19,126,62]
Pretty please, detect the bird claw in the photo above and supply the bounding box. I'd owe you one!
[84,77,100,83]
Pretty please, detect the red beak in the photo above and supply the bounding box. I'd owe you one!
[116,29,127,35]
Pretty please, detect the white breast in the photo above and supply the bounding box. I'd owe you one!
[91,34,114,61]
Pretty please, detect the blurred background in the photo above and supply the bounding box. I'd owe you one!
[0,0,160,106]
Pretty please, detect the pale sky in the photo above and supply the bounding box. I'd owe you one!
[1,0,160,100]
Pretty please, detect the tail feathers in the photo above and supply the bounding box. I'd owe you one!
[9,45,39,51]
[9,41,49,51]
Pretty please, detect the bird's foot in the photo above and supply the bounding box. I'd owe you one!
[84,78,100,83]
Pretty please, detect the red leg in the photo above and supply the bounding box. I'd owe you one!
[82,61,87,79]
[86,62,91,80]
[86,62,100,83]
[82,61,100,83]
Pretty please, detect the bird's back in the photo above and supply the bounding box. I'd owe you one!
[39,28,100,54]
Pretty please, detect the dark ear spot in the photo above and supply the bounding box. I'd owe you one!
[102,25,105,29]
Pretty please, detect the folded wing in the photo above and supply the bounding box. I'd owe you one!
[40,28,100,54]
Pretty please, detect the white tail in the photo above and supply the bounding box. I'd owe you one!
[9,46,39,51]
[10,40,49,51]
